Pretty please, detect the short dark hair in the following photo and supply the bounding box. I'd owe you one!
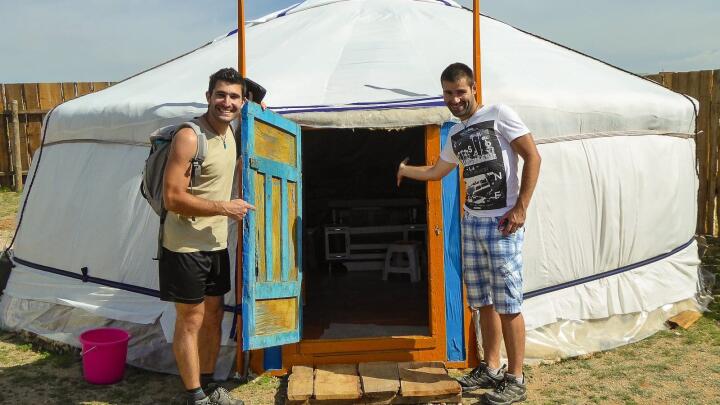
[440,63,474,85]
[208,68,245,94]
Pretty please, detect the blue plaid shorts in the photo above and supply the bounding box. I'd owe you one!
[462,212,524,314]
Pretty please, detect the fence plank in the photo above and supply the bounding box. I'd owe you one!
[661,72,674,88]
[679,71,708,233]
[62,82,76,101]
[713,69,720,236]
[645,74,663,85]
[18,113,30,173]
[700,71,716,234]
[0,85,9,182]
[4,84,24,110]
[22,83,41,110]
[92,82,110,92]
[2,85,23,186]
[687,71,701,99]
[38,83,63,110]
[76,82,93,96]
[25,114,43,164]
[10,101,23,191]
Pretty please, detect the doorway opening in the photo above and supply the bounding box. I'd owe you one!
[301,127,430,340]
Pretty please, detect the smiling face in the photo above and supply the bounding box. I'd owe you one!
[441,76,478,121]
[205,80,244,124]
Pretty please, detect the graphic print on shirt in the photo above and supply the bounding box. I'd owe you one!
[451,120,507,210]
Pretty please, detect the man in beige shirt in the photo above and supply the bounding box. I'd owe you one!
[161,68,254,405]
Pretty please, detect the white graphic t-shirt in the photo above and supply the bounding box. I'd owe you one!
[439,104,530,218]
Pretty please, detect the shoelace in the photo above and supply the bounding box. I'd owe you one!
[494,379,508,393]
[213,386,232,398]
[470,365,484,377]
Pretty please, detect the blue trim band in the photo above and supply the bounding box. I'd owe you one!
[264,346,283,370]
[278,2,302,17]
[440,122,465,362]
[524,238,696,299]
[271,96,442,110]
[276,100,445,114]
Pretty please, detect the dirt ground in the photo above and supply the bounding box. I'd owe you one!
[1,190,719,404]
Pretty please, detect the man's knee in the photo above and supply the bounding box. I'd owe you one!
[202,296,224,325]
[175,303,205,332]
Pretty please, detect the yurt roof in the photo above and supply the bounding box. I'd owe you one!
[45,0,695,146]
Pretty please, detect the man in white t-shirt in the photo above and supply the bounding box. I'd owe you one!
[396,63,541,405]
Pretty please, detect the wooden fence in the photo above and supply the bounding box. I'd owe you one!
[645,70,720,236]
[0,82,114,189]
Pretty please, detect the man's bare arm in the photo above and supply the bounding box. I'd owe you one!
[498,133,541,235]
[163,127,254,221]
[397,158,456,186]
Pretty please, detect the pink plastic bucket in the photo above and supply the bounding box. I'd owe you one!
[79,327,131,384]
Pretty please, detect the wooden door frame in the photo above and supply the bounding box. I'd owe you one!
[280,125,448,368]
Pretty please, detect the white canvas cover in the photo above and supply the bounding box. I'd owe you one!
[1,0,700,372]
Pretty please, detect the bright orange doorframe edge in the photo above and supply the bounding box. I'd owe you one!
[274,125,452,370]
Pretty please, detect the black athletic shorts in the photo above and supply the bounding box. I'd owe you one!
[158,248,231,304]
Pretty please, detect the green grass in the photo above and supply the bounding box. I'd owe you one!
[0,190,20,219]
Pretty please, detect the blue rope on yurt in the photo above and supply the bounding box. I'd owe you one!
[11,256,237,314]
[10,236,696,344]
[523,237,695,299]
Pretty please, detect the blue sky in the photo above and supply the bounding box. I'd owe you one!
[1,0,718,82]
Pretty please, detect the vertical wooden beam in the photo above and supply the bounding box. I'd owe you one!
[425,125,447,363]
[76,82,93,97]
[235,156,246,378]
[699,71,716,235]
[238,0,246,76]
[678,72,706,233]
[38,83,63,109]
[61,82,77,101]
[470,0,482,367]
[472,0,482,104]
[0,84,9,187]
[10,100,23,192]
[713,70,720,236]
[661,71,674,89]
[236,0,247,375]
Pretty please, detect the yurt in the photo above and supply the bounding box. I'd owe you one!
[0,0,699,375]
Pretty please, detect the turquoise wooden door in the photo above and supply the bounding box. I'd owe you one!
[240,102,302,350]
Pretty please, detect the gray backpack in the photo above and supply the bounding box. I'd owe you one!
[140,119,208,258]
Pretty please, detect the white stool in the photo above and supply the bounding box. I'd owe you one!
[383,242,420,282]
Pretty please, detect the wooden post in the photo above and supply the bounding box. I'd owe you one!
[10,100,23,192]
[236,0,247,379]
[472,0,482,104]
[238,0,246,77]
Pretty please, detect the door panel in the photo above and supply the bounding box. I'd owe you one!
[240,102,303,350]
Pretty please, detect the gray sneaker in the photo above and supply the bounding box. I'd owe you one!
[187,396,213,405]
[481,374,527,405]
[457,361,506,391]
[206,384,245,405]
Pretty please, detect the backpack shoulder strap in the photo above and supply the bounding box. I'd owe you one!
[178,120,208,185]
[183,120,208,163]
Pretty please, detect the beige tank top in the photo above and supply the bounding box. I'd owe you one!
[163,117,236,253]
